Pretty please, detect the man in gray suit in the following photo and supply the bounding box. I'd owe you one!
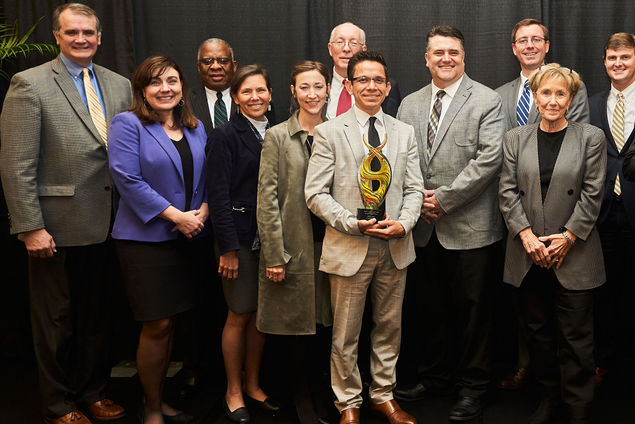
[0,4,131,424]
[395,26,504,422]
[305,50,422,424]
[496,18,589,131]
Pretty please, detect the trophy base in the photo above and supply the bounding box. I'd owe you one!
[357,208,385,221]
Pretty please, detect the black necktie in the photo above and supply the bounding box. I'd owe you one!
[368,117,380,191]
[214,91,228,127]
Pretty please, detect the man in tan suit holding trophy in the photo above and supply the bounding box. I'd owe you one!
[305,50,423,424]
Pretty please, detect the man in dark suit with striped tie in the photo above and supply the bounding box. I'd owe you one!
[589,32,635,387]
[496,18,589,132]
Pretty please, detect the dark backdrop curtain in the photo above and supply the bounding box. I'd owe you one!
[1,0,635,360]
[2,0,635,118]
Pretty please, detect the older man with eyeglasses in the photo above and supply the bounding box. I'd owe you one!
[326,22,402,119]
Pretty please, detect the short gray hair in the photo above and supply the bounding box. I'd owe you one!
[197,38,234,61]
[52,3,101,34]
[329,22,366,45]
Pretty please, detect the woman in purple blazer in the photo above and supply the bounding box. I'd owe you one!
[109,56,208,424]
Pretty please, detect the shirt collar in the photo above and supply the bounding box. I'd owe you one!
[610,79,635,98]
[60,53,94,78]
[332,67,345,85]
[431,75,463,100]
[353,105,384,127]
[204,86,230,98]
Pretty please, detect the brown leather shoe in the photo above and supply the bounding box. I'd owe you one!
[87,399,126,421]
[499,367,529,390]
[46,410,92,424]
[370,400,417,424]
[339,407,360,424]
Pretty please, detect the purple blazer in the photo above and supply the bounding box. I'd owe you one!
[108,111,208,241]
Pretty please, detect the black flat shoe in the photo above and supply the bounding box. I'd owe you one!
[223,400,250,423]
[163,410,194,424]
[244,394,280,413]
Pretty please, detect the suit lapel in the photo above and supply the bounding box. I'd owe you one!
[528,103,540,124]
[184,126,204,188]
[384,116,399,167]
[93,64,116,124]
[52,57,104,146]
[191,85,213,132]
[523,127,546,232]
[419,87,432,165]
[506,77,521,128]
[145,122,184,180]
[342,109,365,169]
[431,76,472,158]
[598,90,621,155]
[543,124,579,211]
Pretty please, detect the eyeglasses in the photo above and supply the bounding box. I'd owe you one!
[198,57,232,66]
[350,76,387,86]
[329,40,363,49]
[513,37,546,46]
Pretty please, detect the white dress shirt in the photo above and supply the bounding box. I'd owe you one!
[326,68,355,120]
[353,105,388,155]
[607,80,635,142]
[204,86,232,126]
[429,75,464,128]
[516,72,535,112]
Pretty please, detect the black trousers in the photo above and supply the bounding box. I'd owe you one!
[29,242,114,418]
[519,265,594,418]
[595,198,635,367]
[408,233,499,398]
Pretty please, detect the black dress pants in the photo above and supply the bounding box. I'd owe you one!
[519,265,594,418]
[29,242,114,418]
[413,233,499,398]
[595,198,635,368]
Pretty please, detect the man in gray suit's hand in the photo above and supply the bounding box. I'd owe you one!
[395,26,504,422]
[0,3,131,424]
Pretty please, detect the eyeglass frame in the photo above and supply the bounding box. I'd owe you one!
[329,39,365,49]
[513,36,547,46]
[197,57,234,67]
[350,76,388,86]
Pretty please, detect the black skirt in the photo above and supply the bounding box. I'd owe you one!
[116,236,211,321]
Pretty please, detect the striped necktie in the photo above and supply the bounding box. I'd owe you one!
[427,90,445,158]
[516,79,531,126]
[214,91,228,127]
[83,68,108,146]
[612,92,626,195]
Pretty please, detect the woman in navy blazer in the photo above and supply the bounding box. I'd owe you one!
[207,64,278,423]
[109,56,208,424]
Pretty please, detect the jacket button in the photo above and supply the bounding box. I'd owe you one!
[567,189,573,195]
[426,174,432,179]
[519,190,525,196]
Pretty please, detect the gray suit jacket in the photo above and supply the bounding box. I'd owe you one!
[499,122,606,290]
[496,75,590,132]
[304,108,424,277]
[0,56,131,247]
[397,74,505,250]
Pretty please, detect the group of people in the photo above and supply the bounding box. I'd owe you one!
[0,4,634,424]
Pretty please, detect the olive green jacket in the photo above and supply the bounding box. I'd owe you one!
[256,112,332,334]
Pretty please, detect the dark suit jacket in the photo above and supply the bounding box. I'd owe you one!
[207,113,262,254]
[191,83,276,136]
[589,89,635,227]
[108,111,209,242]
[0,56,131,246]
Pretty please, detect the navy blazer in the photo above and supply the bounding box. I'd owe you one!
[108,111,208,241]
[207,113,263,254]
[589,90,635,227]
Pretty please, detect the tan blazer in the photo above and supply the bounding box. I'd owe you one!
[304,108,424,277]
[0,56,131,246]
[499,121,607,290]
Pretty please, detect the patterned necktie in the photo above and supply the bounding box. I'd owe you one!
[336,80,352,116]
[214,91,228,127]
[612,92,626,195]
[516,79,531,126]
[427,90,445,158]
[83,68,108,146]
